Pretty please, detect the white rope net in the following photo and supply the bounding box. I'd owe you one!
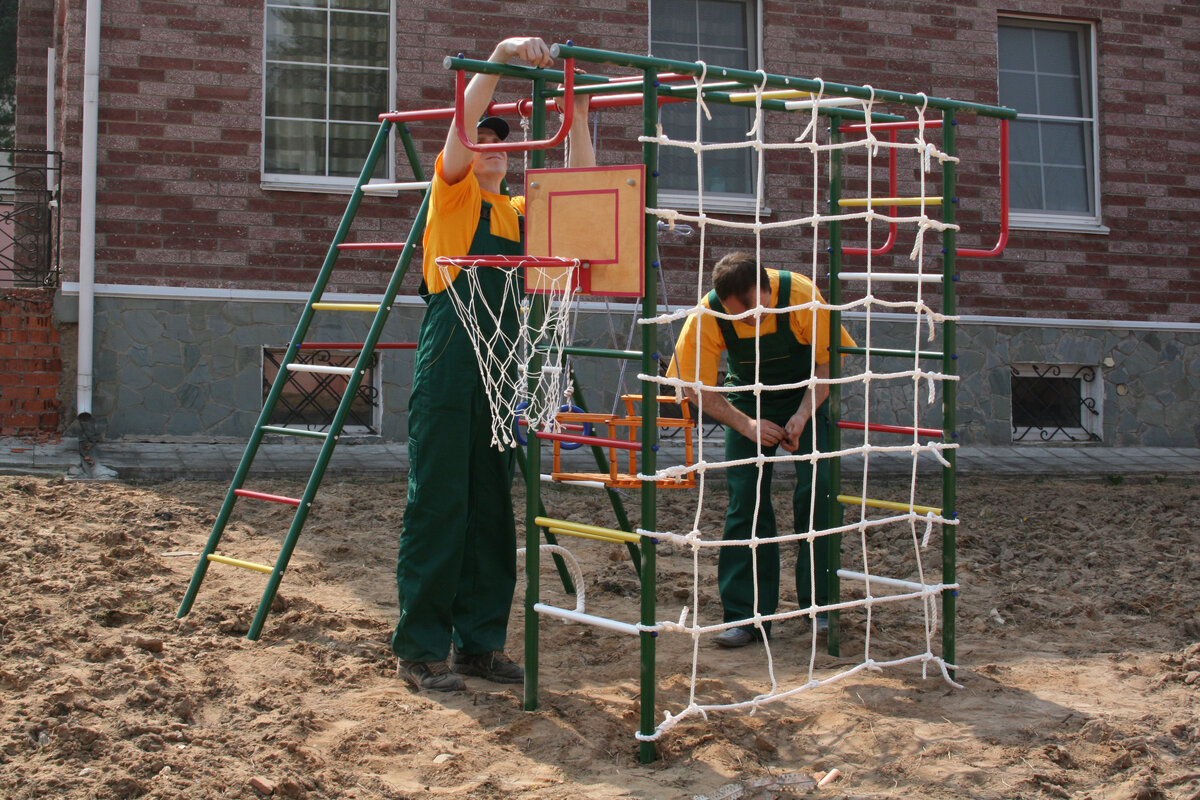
[435,257,580,449]
[623,71,963,741]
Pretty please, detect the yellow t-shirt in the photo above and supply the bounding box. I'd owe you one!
[420,151,526,294]
[667,269,856,387]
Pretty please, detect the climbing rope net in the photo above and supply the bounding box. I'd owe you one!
[626,69,963,740]
[435,256,581,449]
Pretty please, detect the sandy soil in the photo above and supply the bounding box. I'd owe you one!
[1,471,1197,800]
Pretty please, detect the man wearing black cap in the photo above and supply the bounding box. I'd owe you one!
[393,37,594,692]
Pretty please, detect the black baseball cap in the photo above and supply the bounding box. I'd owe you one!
[477,116,510,141]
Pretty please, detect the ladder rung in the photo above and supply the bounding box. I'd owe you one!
[311,302,382,312]
[783,97,861,111]
[359,181,430,194]
[840,346,944,360]
[260,426,328,439]
[838,420,944,438]
[535,431,641,451]
[337,242,410,250]
[286,363,355,376]
[838,494,942,516]
[535,516,643,544]
[297,342,417,350]
[838,272,943,283]
[207,553,274,574]
[837,196,944,207]
[532,603,642,636]
[234,488,302,506]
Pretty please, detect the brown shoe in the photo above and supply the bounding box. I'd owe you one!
[398,660,465,692]
[450,649,524,684]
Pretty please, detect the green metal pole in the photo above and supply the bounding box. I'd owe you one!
[178,119,394,621]
[638,68,659,765]
[524,78,549,711]
[941,111,958,677]
[826,124,844,658]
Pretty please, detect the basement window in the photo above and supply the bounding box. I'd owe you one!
[1010,363,1101,443]
[263,347,380,435]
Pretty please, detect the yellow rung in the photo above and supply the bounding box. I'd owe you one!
[548,527,634,545]
[836,196,944,208]
[726,89,813,102]
[311,302,382,312]
[535,516,642,544]
[838,494,942,517]
[207,553,274,574]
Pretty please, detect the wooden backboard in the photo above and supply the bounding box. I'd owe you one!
[524,164,645,297]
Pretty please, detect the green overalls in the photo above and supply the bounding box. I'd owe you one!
[392,199,523,663]
[710,271,833,636]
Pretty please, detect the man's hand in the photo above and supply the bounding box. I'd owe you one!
[493,37,554,68]
[743,417,787,449]
[780,401,815,453]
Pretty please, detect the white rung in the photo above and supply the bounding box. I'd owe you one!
[783,96,860,111]
[838,272,944,283]
[838,569,933,593]
[286,363,355,376]
[360,181,431,195]
[533,603,642,635]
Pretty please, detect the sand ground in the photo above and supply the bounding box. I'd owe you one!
[0,472,1197,799]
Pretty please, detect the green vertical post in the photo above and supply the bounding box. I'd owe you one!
[825,124,844,658]
[178,119,394,622]
[638,68,660,765]
[524,78,549,711]
[940,111,958,676]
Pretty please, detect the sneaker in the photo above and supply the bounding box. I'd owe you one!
[450,650,524,684]
[398,660,465,692]
[713,627,758,648]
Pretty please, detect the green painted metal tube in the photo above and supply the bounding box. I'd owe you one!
[247,158,432,641]
[655,83,905,123]
[177,119,394,622]
[551,44,1017,119]
[398,124,426,183]
[826,123,844,659]
[840,346,944,360]
[941,111,958,677]
[638,69,660,766]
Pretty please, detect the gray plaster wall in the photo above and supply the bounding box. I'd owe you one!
[86,295,1200,449]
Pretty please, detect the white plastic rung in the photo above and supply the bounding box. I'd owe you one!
[838,569,932,593]
[286,363,355,376]
[533,603,642,635]
[360,181,431,195]
[783,96,860,111]
[838,272,944,283]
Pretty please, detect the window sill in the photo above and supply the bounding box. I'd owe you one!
[1010,213,1110,235]
[656,190,772,217]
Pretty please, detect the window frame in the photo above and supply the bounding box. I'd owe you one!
[998,15,1106,234]
[260,0,396,193]
[1009,362,1103,444]
[648,0,766,216]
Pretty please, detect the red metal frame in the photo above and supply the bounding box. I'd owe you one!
[957,118,1010,258]
[837,420,944,438]
[296,342,417,350]
[536,430,642,451]
[452,59,576,153]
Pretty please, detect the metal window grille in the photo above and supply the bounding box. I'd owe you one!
[1011,364,1100,442]
[1,149,62,287]
[263,348,379,434]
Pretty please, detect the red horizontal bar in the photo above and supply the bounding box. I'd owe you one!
[235,489,302,507]
[838,420,944,438]
[536,431,642,451]
[297,342,417,350]
[337,242,408,250]
[839,119,945,133]
[519,419,586,431]
[435,255,578,268]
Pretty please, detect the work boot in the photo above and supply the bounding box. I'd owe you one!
[712,627,758,648]
[398,660,465,692]
[450,649,524,684]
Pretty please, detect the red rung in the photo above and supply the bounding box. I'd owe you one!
[844,129,899,258]
[838,420,944,438]
[234,489,302,507]
[297,342,417,350]
[958,118,1010,259]
[518,419,585,431]
[337,242,409,250]
[536,431,642,451]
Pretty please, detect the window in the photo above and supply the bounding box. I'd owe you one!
[998,18,1103,232]
[264,348,381,434]
[1010,364,1102,443]
[262,0,393,190]
[650,0,761,213]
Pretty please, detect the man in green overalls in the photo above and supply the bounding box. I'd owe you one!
[667,252,855,647]
[393,37,594,691]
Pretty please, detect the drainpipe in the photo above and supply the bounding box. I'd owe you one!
[76,0,101,420]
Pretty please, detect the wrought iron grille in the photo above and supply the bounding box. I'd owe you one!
[0,149,62,287]
[1011,364,1100,442]
[263,349,380,434]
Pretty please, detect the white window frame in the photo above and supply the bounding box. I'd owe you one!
[648,0,766,216]
[1010,362,1103,444]
[999,15,1106,234]
[260,0,396,193]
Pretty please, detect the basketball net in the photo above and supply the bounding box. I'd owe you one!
[435,255,581,449]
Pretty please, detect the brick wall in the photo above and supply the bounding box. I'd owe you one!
[35,0,1200,321]
[0,288,62,436]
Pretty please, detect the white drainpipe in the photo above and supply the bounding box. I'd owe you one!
[77,0,101,419]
